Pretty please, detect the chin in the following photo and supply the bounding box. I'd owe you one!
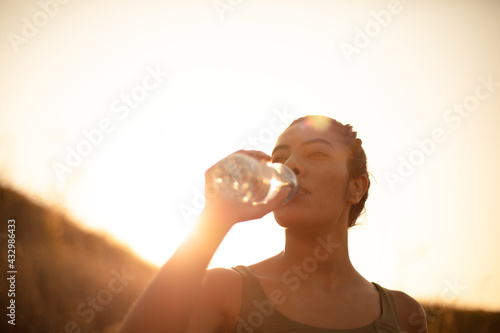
[273,209,310,229]
[273,204,340,233]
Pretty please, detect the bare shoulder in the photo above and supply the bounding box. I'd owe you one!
[389,289,428,333]
[203,267,242,313]
[204,267,242,292]
[186,268,242,333]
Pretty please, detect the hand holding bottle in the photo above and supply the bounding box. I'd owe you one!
[202,150,297,226]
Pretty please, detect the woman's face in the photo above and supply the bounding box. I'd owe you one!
[272,123,355,231]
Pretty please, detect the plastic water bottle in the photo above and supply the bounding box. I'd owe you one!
[209,153,298,205]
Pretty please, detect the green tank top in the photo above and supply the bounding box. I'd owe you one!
[231,265,402,333]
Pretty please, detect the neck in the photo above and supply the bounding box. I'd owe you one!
[278,226,361,289]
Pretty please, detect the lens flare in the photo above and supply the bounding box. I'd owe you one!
[300,115,331,132]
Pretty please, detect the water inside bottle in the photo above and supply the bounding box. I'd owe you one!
[211,154,297,205]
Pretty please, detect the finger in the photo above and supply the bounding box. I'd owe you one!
[233,150,271,162]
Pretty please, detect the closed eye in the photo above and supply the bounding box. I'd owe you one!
[271,155,288,163]
[308,151,329,158]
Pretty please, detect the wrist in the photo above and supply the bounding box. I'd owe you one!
[196,209,234,238]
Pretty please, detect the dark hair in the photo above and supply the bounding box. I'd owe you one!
[286,115,370,228]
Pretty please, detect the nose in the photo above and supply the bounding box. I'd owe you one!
[284,156,302,176]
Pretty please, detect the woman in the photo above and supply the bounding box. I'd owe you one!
[119,115,428,333]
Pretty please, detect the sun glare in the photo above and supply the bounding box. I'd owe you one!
[300,115,331,132]
[1,0,499,313]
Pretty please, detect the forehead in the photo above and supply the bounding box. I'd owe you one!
[274,122,344,149]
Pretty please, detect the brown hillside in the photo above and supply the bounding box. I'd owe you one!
[0,186,158,333]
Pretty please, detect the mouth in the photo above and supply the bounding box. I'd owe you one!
[295,186,308,196]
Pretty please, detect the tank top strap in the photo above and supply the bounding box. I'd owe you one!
[232,265,269,302]
[232,265,281,333]
[232,265,261,287]
[372,283,403,332]
[232,265,256,280]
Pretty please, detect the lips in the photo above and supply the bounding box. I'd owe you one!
[295,185,308,195]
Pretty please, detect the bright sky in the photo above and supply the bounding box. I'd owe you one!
[1,0,499,311]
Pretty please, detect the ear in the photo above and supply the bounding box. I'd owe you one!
[347,174,369,205]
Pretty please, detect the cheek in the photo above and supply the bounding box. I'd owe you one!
[313,167,350,202]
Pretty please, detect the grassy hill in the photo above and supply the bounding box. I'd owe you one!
[0,186,158,333]
[1,185,500,332]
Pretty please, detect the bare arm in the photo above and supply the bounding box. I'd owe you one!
[119,151,288,333]
[118,212,231,333]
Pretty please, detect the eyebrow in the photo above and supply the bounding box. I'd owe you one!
[272,138,335,156]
